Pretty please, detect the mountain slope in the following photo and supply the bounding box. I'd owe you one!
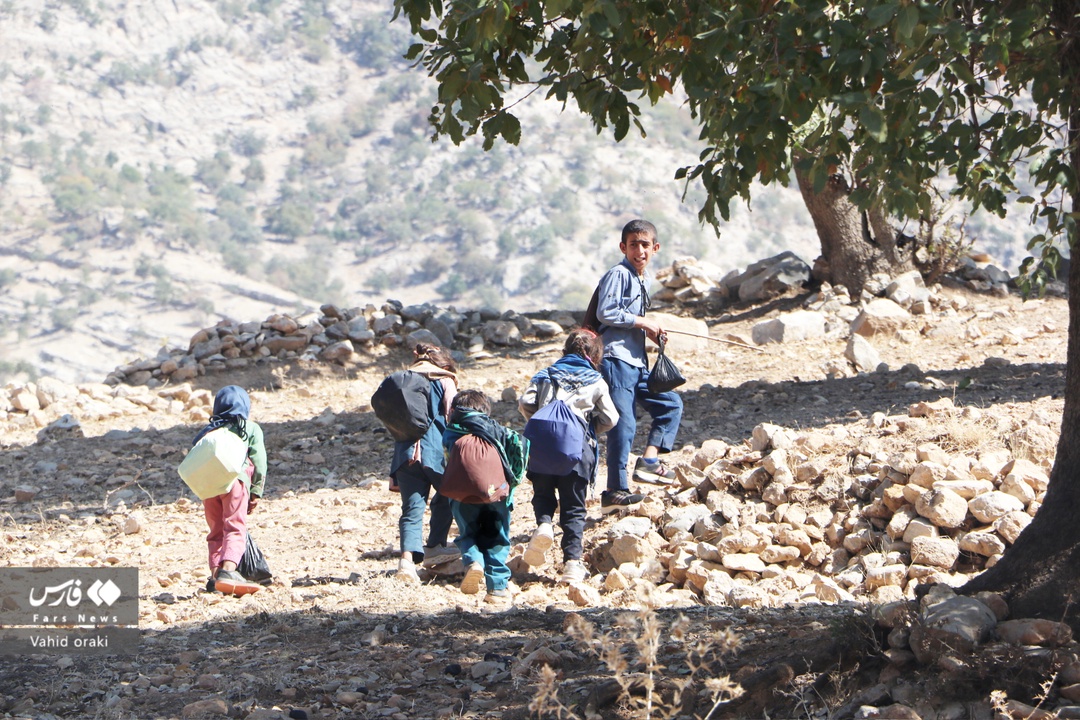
[0,0,1039,383]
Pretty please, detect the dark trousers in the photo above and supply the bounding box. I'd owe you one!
[529,472,588,562]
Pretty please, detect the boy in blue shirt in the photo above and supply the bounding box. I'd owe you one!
[594,219,684,512]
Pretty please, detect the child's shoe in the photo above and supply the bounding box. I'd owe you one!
[632,457,676,485]
[422,543,461,568]
[484,587,513,607]
[214,569,261,596]
[559,559,588,585]
[600,489,645,514]
[522,523,554,567]
[460,563,484,595]
[395,557,421,584]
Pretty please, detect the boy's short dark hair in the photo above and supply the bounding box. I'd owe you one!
[452,389,491,414]
[621,219,657,243]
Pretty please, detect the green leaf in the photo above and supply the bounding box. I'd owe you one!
[867,2,898,29]
[501,112,521,145]
[896,4,918,40]
[860,106,887,142]
[545,0,571,19]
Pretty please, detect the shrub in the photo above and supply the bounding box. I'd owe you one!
[436,272,466,300]
[231,130,266,158]
[195,151,233,191]
[344,14,410,72]
[343,102,379,137]
[265,192,315,239]
[301,120,350,169]
[50,306,78,331]
[242,159,265,188]
[51,173,99,219]
[286,85,318,110]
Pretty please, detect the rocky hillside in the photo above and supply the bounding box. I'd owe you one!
[0,0,1047,385]
[0,262,1069,718]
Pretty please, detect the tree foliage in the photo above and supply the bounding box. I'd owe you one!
[393,0,1075,253]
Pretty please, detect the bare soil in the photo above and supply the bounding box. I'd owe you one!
[0,286,1067,720]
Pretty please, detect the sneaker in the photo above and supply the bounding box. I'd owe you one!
[395,557,421,584]
[522,523,554,567]
[460,563,484,595]
[600,489,645,514]
[484,587,513,606]
[633,457,677,485]
[559,560,588,585]
[213,569,261,596]
[422,543,461,568]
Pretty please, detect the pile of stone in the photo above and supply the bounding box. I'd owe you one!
[105,301,576,388]
[570,406,1053,612]
[1,377,216,435]
[652,251,1017,309]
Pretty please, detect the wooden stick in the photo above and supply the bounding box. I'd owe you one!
[661,328,767,353]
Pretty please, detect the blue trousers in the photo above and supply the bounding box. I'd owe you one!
[451,499,511,592]
[601,356,683,492]
[396,462,453,563]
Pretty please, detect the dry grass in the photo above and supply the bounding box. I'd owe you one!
[530,604,741,719]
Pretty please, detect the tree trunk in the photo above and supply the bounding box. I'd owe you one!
[960,235,1080,623]
[794,167,915,295]
[959,0,1080,626]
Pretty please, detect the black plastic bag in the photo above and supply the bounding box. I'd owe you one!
[237,532,273,585]
[647,337,687,394]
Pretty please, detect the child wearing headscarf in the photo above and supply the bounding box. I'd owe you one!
[193,385,268,595]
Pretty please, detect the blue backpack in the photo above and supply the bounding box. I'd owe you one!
[524,379,587,476]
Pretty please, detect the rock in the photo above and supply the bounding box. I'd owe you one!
[609,535,656,565]
[605,569,630,592]
[751,311,826,345]
[121,515,142,535]
[726,252,811,302]
[968,491,1025,523]
[265,335,308,354]
[651,314,711,353]
[482,321,522,346]
[909,536,959,569]
[182,698,229,717]
[851,298,911,337]
[914,488,968,529]
[856,704,922,720]
[994,511,1032,544]
[14,485,39,502]
[958,531,1006,557]
[908,397,956,418]
[567,583,602,607]
[722,553,766,574]
[318,341,355,364]
[909,595,998,664]
[845,334,883,373]
[531,320,563,338]
[996,618,1073,647]
[865,564,907,590]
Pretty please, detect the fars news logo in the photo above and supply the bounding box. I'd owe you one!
[0,567,138,626]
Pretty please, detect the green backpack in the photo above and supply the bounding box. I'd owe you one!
[501,428,529,488]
